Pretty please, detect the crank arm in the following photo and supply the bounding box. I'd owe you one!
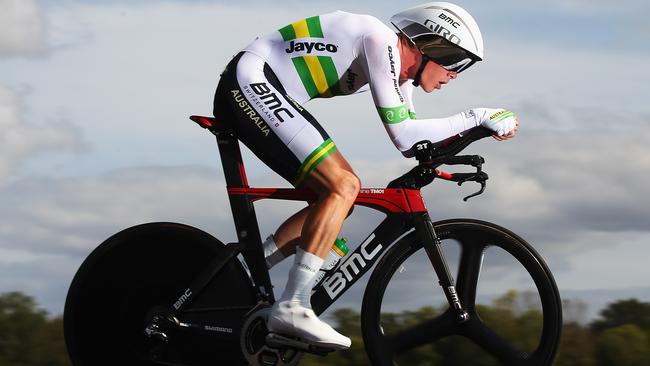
[266,333,336,356]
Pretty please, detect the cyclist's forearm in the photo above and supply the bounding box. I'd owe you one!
[384,111,479,157]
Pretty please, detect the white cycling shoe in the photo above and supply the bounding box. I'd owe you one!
[267,301,351,349]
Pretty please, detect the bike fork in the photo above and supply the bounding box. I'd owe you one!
[415,214,470,323]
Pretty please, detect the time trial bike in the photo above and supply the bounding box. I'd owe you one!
[63,115,562,366]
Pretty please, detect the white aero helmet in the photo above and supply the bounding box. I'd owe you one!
[391,2,484,74]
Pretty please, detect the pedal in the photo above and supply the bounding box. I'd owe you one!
[144,323,169,342]
[265,333,336,356]
[143,314,179,343]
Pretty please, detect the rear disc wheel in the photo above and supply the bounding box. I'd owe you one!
[64,222,256,365]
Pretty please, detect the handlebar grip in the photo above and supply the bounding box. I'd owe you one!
[438,155,485,167]
[431,127,492,158]
[413,127,493,163]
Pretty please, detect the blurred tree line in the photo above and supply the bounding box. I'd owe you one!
[303,290,650,366]
[1,290,649,365]
[0,292,68,366]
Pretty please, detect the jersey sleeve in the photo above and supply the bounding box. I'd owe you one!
[361,31,409,126]
[362,32,480,157]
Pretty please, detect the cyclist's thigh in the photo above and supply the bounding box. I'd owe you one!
[215,51,337,187]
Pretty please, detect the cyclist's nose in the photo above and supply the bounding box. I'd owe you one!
[448,71,458,80]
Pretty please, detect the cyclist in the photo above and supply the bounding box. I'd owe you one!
[213,2,518,349]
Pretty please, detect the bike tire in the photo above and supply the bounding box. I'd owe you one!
[64,222,257,366]
[361,219,562,366]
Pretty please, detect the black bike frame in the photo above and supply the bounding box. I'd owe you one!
[167,116,468,332]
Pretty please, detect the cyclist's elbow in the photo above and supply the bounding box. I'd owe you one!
[400,148,415,158]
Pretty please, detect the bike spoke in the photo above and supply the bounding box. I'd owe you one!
[455,240,487,309]
[388,312,455,355]
[462,319,527,364]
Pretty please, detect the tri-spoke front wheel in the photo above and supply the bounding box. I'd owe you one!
[361,219,562,366]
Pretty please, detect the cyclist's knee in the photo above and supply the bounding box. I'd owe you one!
[335,170,361,204]
[307,152,360,203]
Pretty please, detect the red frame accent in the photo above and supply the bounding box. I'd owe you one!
[190,116,250,186]
[435,169,453,180]
[238,162,249,187]
[227,187,427,214]
[190,115,221,129]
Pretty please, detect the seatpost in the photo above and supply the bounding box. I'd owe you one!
[212,129,275,303]
[212,129,248,188]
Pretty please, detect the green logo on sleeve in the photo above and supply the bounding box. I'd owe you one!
[377,105,409,124]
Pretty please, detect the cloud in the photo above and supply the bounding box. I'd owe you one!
[0,2,334,177]
[463,0,649,52]
[444,40,649,115]
[0,0,45,58]
[0,87,80,185]
[0,166,235,255]
[550,0,649,15]
[484,127,650,235]
[0,252,83,315]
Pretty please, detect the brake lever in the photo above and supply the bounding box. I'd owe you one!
[456,171,489,201]
[462,179,487,201]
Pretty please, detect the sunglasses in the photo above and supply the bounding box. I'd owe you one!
[416,35,479,73]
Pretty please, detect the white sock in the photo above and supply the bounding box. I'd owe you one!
[263,234,286,269]
[278,247,323,308]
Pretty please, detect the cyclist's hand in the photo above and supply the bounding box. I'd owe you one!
[470,108,519,140]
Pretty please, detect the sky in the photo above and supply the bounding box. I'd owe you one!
[1,0,649,322]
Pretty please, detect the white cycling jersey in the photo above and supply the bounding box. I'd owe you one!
[242,10,481,157]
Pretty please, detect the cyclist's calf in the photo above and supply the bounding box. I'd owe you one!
[300,155,360,258]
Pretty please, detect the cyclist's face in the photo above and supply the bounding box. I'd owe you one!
[420,61,457,93]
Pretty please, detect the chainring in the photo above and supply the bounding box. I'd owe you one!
[240,306,303,366]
